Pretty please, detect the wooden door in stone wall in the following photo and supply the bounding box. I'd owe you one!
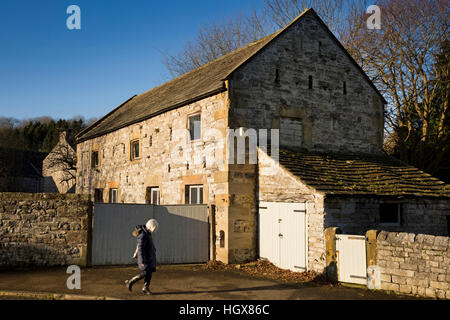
[259,202,307,272]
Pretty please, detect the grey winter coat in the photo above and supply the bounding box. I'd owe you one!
[136,225,157,272]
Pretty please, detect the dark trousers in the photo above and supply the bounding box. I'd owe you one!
[133,269,153,287]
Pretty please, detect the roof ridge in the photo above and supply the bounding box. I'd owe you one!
[134,32,279,99]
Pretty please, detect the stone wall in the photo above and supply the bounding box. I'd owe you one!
[324,197,449,236]
[229,11,384,155]
[76,92,240,262]
[0,193,92,269]
[376,231,450,299]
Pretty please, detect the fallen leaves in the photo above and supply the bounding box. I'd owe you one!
[204,259,328,285]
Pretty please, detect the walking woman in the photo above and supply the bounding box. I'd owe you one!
[125,219,159,295]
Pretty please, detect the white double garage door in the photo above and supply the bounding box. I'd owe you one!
[259,202,308,272]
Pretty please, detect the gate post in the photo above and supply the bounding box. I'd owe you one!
[209,205,216,261]
[325,227,341,283]
[365,230,379,267]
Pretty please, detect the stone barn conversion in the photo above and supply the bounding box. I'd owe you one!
[75,9,450,273]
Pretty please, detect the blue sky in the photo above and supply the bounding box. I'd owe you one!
[0,0,264,121]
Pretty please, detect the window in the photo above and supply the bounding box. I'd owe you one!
[275,68,280,84]
[109,188,118,203]
[187,185,203,204]
[94,189,104,203]
[91,151,99,168]
[331,116,338,131]
[308,75,313,89]
[343,81,347,95]
[130,140,140,160]
[380,203,402,226]
[146,187,160,205]
[189,114,201,141]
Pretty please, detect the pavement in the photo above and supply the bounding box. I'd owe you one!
[0,264,420,300]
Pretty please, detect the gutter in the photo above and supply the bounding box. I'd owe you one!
[76,86,227,143]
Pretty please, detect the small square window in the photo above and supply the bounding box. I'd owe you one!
[380,203,402,226]
[130,140,140,160]
[91,151,99,168]
[189,114,201,141]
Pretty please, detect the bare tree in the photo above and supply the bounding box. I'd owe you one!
[43,132,77,192]
[343,0,449,174]
[164,12,268,77]
[263,0,371,39]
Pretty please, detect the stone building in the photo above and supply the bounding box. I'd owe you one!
[0,147,56,193]
[76,9,450,272]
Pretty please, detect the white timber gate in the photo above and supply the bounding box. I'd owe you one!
[336,234,367,285]
[91,203,209,266]
[259,202,308,272]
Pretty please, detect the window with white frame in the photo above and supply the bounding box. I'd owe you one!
[187,185,203,204]
[380,203,402,226]
[109,188,118,203]
[146,187,160,205]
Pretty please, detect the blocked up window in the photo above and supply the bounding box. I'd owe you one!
[109,188,118,203]
[189,114,201,141]
[94,188,104,203]
[380,203,402,225]
[130,140,140,160]
[280,117,302,149]
[91,151,99,168]
[186,185,203,204]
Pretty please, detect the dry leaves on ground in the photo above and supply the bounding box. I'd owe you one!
[204,259,329,285]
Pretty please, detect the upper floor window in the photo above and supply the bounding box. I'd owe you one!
[130,139,140,160]
[189,114,201,141]
[380,203,402,226]
[109,188,118,203]
[91,151,99,168]
[187,185,203,204]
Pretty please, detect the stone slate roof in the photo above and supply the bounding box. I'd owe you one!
[76,32,281,142]
[77,8,386,142]
[278,149,450,198]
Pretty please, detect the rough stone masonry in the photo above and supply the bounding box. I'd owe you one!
[0,192,92,269]
[376,231,450,299]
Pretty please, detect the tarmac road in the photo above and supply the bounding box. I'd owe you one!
[0,264,420,300]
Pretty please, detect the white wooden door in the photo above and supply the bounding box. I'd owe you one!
[336,234,367,285]
[259,202,307,272]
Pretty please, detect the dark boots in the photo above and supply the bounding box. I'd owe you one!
[125,275,142,292]
[142,283,152,295]
[125,276,152,295]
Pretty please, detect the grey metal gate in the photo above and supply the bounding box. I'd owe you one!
[91,203,209,266]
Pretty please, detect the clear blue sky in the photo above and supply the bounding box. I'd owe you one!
[0,0,264,121]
